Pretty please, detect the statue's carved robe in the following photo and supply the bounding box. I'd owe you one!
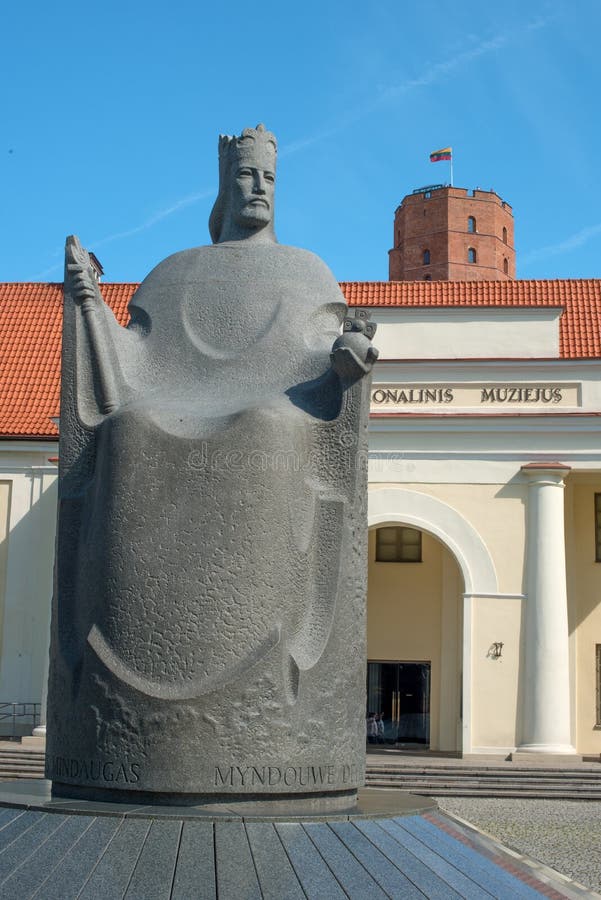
[48,242,370,799]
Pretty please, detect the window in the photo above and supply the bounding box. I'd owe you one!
[468,216,476,233]
[468,247,477,263]
[595,494,601,561]
[376,526,422,562]
[503,226,508,244]
[503,257,509,274]
[424,191,431,199]
[597,645,601,727]
[423,274,432,281]
[423,249,430,265]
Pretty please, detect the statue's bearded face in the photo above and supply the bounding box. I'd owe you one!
[230,160,275,230]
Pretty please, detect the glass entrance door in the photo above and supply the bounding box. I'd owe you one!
[367,661,431,745]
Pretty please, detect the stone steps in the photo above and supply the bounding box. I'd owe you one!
[366,764,601,799]
[367,779,601,796]
[0,749,44,780]
[2,750,601,799]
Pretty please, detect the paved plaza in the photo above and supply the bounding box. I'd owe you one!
[436,797,601,896]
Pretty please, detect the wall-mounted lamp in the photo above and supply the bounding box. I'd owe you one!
[487,642,504,660]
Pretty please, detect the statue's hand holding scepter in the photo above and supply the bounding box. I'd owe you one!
[65,235,122,415]
[66,235,101,312]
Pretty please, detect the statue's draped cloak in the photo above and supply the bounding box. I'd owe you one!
[47,242,370,798]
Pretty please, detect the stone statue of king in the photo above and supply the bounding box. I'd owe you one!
[46,125,378,807]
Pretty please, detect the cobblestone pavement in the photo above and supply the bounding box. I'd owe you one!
[436,797,601,895]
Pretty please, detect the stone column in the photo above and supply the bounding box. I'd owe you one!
[517,462,575,754]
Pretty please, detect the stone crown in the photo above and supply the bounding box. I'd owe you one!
[218,124,277,168]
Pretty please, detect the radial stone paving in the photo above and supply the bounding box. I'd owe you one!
[0,800,588,899]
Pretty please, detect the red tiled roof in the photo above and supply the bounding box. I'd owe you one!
[341,280,601,359]
[0,283,135,439]
[2,279,601,439]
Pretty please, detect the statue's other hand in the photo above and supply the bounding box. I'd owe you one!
[330,309,379,380]
[65,235,100,308]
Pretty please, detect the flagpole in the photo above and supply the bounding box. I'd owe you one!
[450,153,453,187]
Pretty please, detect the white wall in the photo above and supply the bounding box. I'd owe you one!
[371,307,562,360]
[0,443,57,731]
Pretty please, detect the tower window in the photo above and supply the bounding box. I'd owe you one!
[503,257,509,274]
[468,247,477,263]
[423,249,430,265]
[503,226,508,244]
[424,191,431,199]
[468,216,476,233]
[424,275,431,281]
[376,526,422,563]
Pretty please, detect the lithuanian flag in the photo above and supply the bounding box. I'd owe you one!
[430,147,452,162]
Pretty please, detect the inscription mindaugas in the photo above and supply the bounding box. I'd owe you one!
[51,756,140,784]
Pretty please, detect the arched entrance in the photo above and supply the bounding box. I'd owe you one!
[367,488,498,754]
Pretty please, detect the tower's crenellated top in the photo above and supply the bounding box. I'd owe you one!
[389,185,515,282]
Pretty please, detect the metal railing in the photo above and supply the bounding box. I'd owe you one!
[0,703,41,737]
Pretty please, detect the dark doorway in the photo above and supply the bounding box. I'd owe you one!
[367,661,431,745]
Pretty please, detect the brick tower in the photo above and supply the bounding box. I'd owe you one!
[389,185,515,281]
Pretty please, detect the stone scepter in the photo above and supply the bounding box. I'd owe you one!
[46,124,378,808]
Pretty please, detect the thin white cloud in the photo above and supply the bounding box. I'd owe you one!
[33,259,63,280]
[90,188,214,250]
[281,15,552,158]
[381,34,507,98]
[522,222,601,266]
[32,188,214,280]
[280,128,341,158]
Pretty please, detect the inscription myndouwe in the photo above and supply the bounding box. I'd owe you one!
[214,763,359,788]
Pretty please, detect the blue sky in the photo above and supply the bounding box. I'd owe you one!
[2,0,600,283]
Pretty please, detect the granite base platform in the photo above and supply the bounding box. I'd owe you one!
[0,780,582,898]
[0,780,435,823]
